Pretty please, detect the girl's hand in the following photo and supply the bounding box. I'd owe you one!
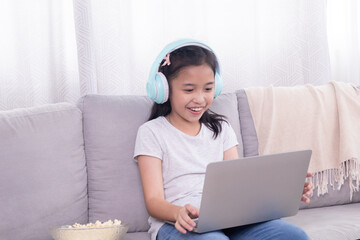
[174,204,199,234]
[301,172,313,204]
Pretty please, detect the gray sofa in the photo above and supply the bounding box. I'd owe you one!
[1,90,360,240]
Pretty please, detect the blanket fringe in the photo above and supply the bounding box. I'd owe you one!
[307,158,360,200]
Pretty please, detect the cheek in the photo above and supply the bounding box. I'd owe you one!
[205,94,214,105]
[170,91,188,106]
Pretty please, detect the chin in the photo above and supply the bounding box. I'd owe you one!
[187,114,204,122]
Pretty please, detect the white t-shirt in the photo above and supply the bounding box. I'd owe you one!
[134,116,238,240]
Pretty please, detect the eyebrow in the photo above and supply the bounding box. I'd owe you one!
[182,81,215,87]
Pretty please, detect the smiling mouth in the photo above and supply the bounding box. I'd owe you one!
[189,107,203,112]
[187,107,205,114]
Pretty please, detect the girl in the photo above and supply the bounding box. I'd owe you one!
[134,39,313,240]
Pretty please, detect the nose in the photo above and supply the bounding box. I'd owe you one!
[193,91,206,104]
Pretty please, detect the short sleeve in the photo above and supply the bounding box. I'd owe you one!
[222,121,239,151]
[133,124,163,162]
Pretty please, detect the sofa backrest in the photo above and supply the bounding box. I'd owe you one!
[0,103,88,240]
[78,93,244,233]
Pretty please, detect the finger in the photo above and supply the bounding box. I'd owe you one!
[180,207,196,229]
[193,207,200,218]
[301,195,310,204]
[302,185,308,194]
[301,195,310,203]
[174,221,187,234]
[178,215,194,232]
[185,204,198,218]
[303,189,312,196]
[306,172,313,178]
[184,205,199,226]
[303,188,313,195]
[302,182,313,194]
[306,188,313,196]
[302,186,308,194]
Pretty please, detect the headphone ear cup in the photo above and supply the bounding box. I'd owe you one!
[153,72,169,104]
[146,77,157,101]
[214,71,223,99]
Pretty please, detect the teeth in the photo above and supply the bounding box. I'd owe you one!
[190,107,202,111]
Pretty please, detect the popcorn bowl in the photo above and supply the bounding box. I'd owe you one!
[50,223,129,240]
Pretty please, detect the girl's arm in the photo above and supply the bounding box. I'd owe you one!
[137,155,198,234]
[223,146,239,160]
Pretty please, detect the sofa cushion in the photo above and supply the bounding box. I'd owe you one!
[125,232,151,240]
[284,203,360,240]
[210,92,244,157]
[78,94,153,233]
[0,103,88,240]
[235,89,258,157]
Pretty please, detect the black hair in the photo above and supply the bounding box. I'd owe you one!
[149,45,227,139]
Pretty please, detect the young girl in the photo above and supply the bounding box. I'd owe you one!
[134,39,313,240]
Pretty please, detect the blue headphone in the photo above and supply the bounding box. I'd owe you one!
[147,39,223,104]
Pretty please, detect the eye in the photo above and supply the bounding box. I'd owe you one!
[205,88,213,91]
[184,89,193,92]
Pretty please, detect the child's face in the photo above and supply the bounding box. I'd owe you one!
[168,64,215,125]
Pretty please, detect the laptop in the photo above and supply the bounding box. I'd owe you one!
[167,149,312,233]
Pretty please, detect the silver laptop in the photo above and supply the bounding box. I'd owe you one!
[168,149,312,233]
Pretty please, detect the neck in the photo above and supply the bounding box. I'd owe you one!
[166,115,201,136]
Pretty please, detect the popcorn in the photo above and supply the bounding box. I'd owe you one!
[51,218,128,240]
[66,219,122,229]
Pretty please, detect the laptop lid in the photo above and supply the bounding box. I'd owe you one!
[195,149,312,233]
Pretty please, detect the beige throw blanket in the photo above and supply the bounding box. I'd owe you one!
[244,81,360,199]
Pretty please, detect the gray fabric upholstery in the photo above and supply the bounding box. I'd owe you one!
[284,203,360,240]
[235,89,258,157]
[78,94,152,233]
[125,232,151,240]
[210,92,244,157]
[351,187,360,203]
[0,103,88,240]
[1,88,359,240]
[78,93,246,234]
[300,178,360,209]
